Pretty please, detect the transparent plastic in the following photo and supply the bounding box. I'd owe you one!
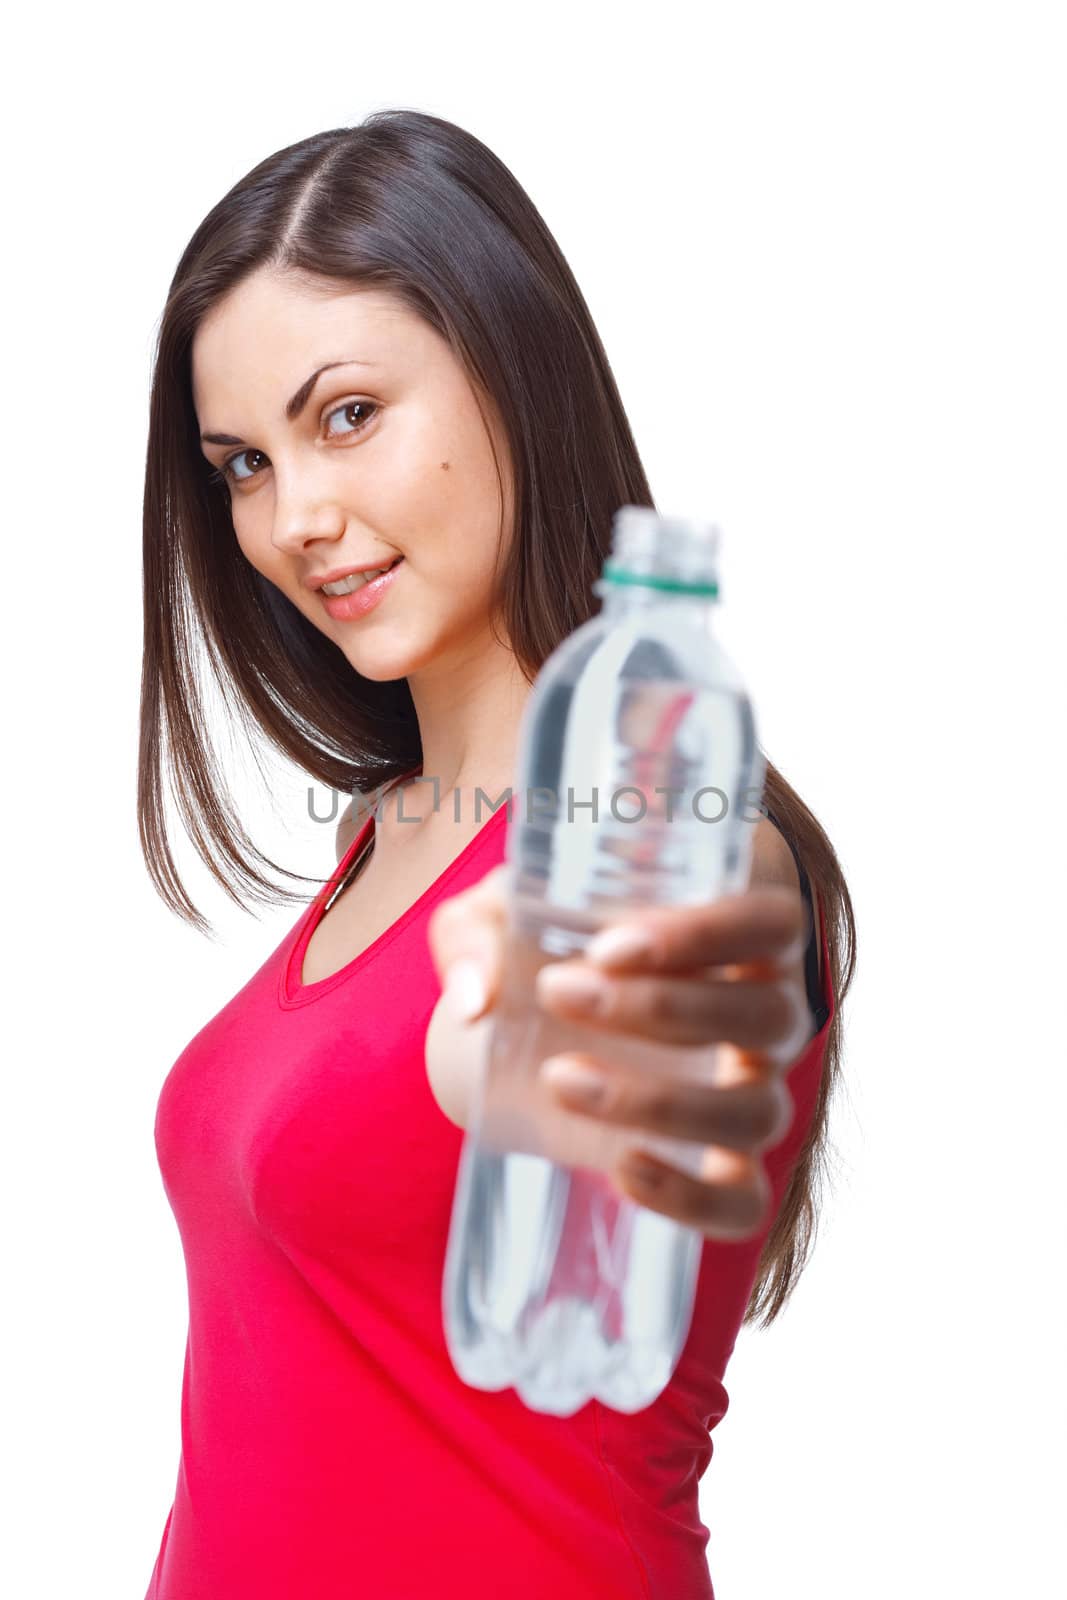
[442,507,765,1416]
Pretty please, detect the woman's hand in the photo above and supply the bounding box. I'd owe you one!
[426,861,814,1242]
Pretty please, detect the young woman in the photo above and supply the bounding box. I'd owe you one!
[140,108,855,1600]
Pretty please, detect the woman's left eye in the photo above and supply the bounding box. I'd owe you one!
[207,399,380,489]
[324,398,379,439]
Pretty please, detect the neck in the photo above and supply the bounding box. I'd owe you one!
[394,628,533,828]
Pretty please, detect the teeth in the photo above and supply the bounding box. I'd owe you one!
[322,563,394,596]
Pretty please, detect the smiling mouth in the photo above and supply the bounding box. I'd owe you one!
[320,556,403,596]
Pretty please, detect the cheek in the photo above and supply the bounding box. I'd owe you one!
[231,523,260,573]
[231,522,292,598]
[236,537,276,585]
[389,403,505,552]
[415,465,508,581]
[228,504,260,561]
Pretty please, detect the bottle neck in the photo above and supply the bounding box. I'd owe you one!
[595,572,719,624]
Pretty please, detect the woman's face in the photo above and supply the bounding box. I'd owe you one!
[191,268,515,683]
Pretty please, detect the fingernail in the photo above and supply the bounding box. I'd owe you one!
[536,965,610,1013]
[541,1057,607,1106]
[443,959,488,1023]
[586,924,655,967]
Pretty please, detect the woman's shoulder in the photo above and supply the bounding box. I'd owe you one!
[753,814,824,989]
[751,813,800,892]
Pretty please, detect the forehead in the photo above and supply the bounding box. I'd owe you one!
[190,272,428,407]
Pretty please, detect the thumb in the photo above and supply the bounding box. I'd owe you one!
[427,863,510,1024]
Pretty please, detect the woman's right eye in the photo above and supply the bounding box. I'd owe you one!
[227,449,265,483]
[208,450,264,489]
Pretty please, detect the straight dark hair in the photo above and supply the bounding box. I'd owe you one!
[138,107,856,1328]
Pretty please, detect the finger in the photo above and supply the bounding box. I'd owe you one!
[426,863,511,1021]
[584,885,808,977]
[539,1050,794,1153]
[535,964,811,1063]
[615,1142,774,1241]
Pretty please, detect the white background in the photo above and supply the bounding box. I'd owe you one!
[2,3,1064,1595]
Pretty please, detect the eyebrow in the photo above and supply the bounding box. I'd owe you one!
[199,359,377,447]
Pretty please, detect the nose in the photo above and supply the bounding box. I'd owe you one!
[267,460,350,560]
[270,490,348,559]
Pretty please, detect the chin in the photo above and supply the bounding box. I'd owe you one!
[338,640,426,684]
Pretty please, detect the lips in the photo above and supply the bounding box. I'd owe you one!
[317,555,405,621]
[321,556,403,595]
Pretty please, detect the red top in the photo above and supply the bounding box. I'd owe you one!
[145,789,834,1599]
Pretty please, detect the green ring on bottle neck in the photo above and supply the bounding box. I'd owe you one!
[600,562,720,597]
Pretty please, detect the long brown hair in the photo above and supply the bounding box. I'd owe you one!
[138,107,856,1328]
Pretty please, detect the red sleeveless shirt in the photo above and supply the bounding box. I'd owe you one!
[146,787,834,1599]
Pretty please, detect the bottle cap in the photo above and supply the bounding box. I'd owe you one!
[596,505,721,597]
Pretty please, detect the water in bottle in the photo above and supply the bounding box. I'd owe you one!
[442,506,766,1417]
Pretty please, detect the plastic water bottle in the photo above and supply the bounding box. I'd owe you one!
[441,506,765,1417]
